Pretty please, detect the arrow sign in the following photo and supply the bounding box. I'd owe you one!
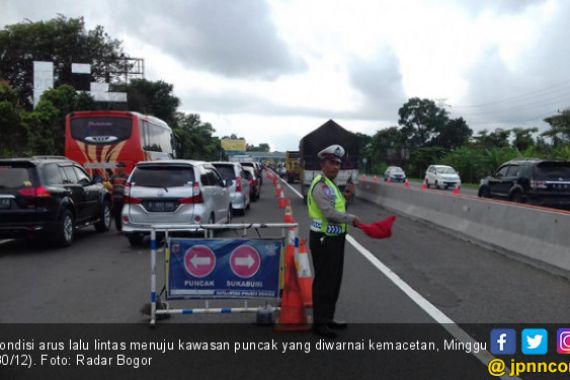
[184,245,216,278]
[230,245,261,278]
[191,256,212,268]
[235,255,255,268]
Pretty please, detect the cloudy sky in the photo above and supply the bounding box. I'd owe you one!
[2,0,569,150]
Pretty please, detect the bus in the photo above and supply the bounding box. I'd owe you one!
[65,110,175,180]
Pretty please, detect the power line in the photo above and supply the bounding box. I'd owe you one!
[450,78,570,108]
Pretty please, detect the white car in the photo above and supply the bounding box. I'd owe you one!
[384,166,406,182]
[424,165,461,190]
[122,160,231,245]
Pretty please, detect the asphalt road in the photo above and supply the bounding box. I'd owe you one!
[2,173,570,379]
[1,175,570,324]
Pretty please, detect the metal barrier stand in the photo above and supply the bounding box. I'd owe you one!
[149,223,298,326]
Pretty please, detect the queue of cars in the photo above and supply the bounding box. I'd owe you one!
[122,159,263,246]
[383,159,569,208]
[0,156,265,248]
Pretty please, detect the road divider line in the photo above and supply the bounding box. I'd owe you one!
[279,176,519,380]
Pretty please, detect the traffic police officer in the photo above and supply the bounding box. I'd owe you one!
[307,144,361,339]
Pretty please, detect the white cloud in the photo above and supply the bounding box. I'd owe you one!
[2,0,569,149]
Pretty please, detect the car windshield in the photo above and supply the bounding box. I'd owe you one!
[213,165,236,180]
[437,167,456,174]
[244,167,256,179]
[535,163,570,180]
[392,167,404,173]
[0,165,34,189]
[130,166,195,187]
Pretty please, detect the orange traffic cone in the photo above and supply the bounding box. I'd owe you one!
[274,239,310,332]
[453,184,461,195]
[296,239,313,308]
[387,177,392,184]
[284,200,295,223]
[421,181,427,190]
[278,190,287,209]
[373,175,379,183]
[274,183,281,197]
[404,179,410,189]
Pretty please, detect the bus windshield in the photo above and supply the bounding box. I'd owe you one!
[70,117,132,144]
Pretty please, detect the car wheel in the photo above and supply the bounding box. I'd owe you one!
[95,200,112,232]
[479,187,491,198]
[54,209,74,247]
[425,180,430,189]
[127,233,145,247]
[510,191,527,203]
[435,180,439,189]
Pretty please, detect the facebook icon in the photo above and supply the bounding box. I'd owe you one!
[490,329,516,355]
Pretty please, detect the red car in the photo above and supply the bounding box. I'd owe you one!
[243,166,260,201]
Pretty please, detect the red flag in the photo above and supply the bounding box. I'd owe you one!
[357,215,396,239]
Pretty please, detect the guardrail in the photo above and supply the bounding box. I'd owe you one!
[356,178,570,274]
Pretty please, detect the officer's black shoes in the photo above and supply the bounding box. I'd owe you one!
[313,324,337,339]
[327,320,348,329]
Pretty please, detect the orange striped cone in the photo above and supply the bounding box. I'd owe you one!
[404,179,410,189]
[274,183,281,197]
[278,190,287,209]
[421,181,427,190]
[274,236,310,332]
[453,184,461,195]
[296,238,313,308]
[284,200,295,223]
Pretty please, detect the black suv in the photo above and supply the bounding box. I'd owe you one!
[0,156,112,247]
[478,159,570,209]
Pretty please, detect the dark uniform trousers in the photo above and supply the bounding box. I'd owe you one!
[309,230,346,324]
[112,199,124,231]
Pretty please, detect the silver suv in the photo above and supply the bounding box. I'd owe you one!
[211,162,250,215]
[122,160,231,245]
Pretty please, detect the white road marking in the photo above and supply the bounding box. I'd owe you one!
[278,175,519,380]
[0,239,13,246]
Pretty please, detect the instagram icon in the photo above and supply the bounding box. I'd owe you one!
[557,329,570,354]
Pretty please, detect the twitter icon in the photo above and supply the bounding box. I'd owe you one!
[522,329,548,355]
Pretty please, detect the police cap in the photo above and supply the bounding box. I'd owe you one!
[317,144,345,163]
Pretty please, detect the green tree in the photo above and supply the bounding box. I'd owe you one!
[472,129,511,149]
[543,110,570,146]
[174,113,222,161]
[114,79,180,126]
[432,117,472,150]
[0,82,27,156]
[398,98,448,149]
[247,143,270,152]
[0,15,126,110]
[23,85,95,155]
[511,127,538,152]
[369,126,405,165]
[407,146,447,178]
